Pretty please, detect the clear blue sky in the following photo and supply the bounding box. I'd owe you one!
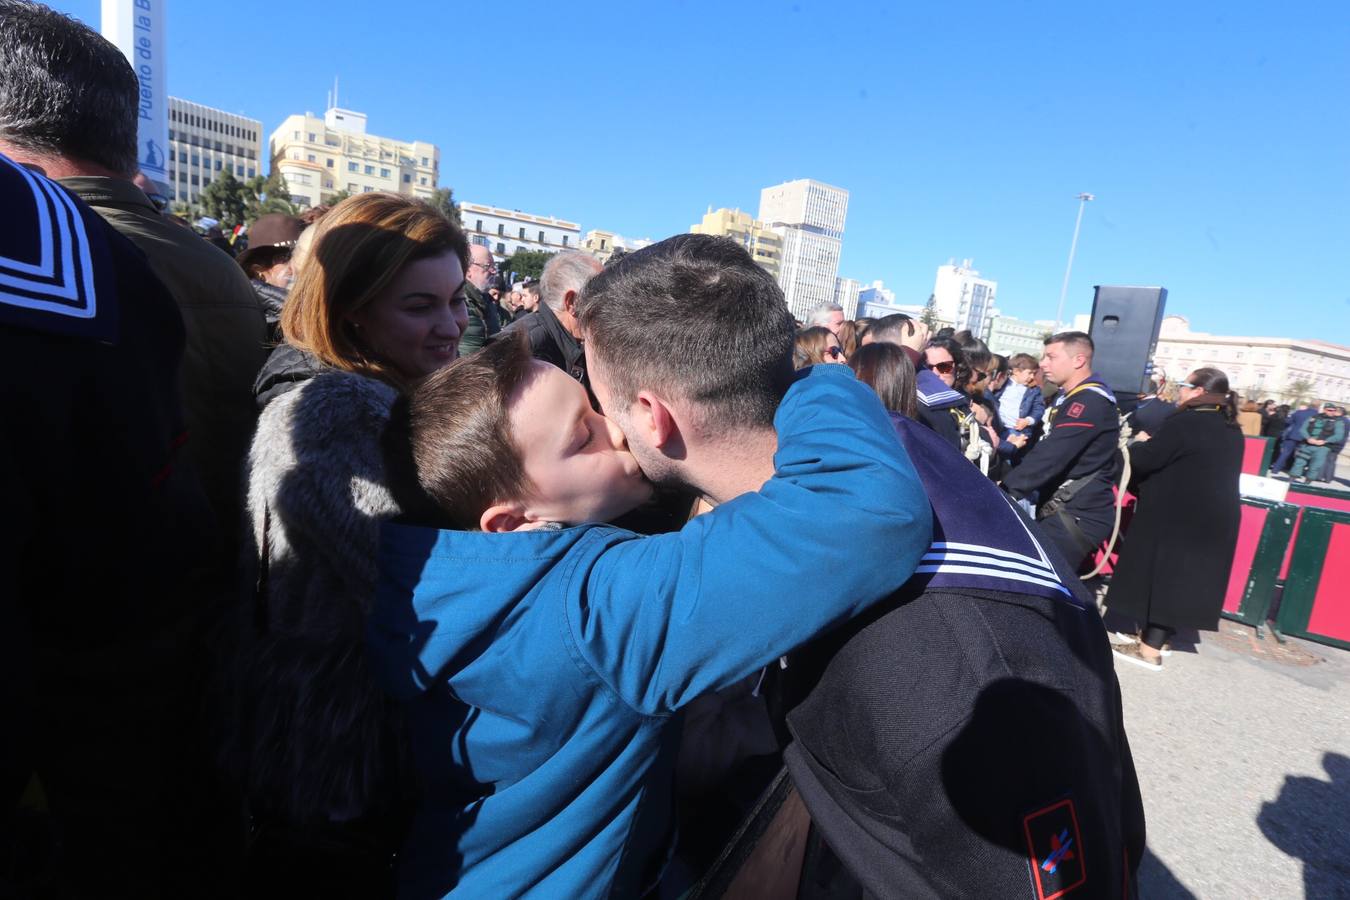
[51,0,1350,341]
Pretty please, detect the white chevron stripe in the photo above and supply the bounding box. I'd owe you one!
[929,540,1056,573]
[0,155,97,319]
[0,156,56,278]
[922,551,1061,580]
[914,563,1074,597]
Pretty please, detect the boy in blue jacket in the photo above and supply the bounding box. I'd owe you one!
[371,275,931,896]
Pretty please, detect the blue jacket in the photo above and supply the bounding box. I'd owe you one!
[368,366,931,899]
[1283,406,1317,440]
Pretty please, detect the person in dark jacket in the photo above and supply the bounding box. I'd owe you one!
[237,213,305,341]
[459,243,501,354]
[1003,332,1122,570]
[1292,405,1346,483]
[1,150,217,896]
[1271,402,1317,474]
[493,250,601,387]
[1128,379,1175,438]
[916,337,972,450]
[1107,368,1244,670]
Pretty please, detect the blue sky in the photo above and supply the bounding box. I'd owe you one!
[52,0,1350,341]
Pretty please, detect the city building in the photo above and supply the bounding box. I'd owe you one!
[932,260,998,336]
[460,202,581,261]
[856,281,925,320]
[832,277,862,319]
[983,313,1049,358]
[689,207,783,278]
[758,179,849,321]
[582,229,653,264]
[268,107,439,209]
[166,97,262,205]
[1152,316,1350,405]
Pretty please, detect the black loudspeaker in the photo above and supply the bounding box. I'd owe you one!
[1088,285,1168,407]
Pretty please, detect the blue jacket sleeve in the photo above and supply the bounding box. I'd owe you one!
[566,365,932,716]
[1024,389,1046,425]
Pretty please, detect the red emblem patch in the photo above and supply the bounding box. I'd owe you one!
[1066,402,1086,419]
[1024,798,1086,899]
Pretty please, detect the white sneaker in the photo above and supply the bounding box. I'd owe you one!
[1107,630,1136,646]
[1113,642,1163,672]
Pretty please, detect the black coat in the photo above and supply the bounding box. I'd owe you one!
[1108,404,1244,630]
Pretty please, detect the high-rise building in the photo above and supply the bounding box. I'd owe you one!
[689,207,783,278]
[269,107,439,209]
[833,277,861,319]
[758,179,849,321]
[984,314,1048,358]
[582,230,653,264]
[460,203,581,261]
[856,280,918,319]
[166,97,262,205]
[932,260,997,336]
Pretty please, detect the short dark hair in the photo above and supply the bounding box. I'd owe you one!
[577,234,796,430]
[849,342,918,418]
[0,2,141,177]
[1046,330,1094,360]
[867,314,916,345]
[408,332,538,528]
[1010,353,1039,371]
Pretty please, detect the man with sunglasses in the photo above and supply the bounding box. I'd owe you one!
[1002,331,1122,570]
[461,243,503,355]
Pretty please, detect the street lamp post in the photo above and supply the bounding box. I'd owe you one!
[1055,192,1094,331]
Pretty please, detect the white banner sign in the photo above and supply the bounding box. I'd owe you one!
[101,0,168,183]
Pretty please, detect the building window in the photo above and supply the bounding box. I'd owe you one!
[364,165,375,175]
[519,227,526,239]
[307,154,316,163]
[293,130,300,139]
[600,238,607,250]
[419,177,427,185]
[307,133,316,142]
[562,235,569,247]
[538,230,546,243]
[178,150,187,163]
[475,219,483,232]
[326,158,334,168]
[402,174,411,183]
[236,165,244,176]
[348,162,359,172]
[497,224,505,236]
[178,170,187,182]
[496,242,505,254]
[348,183,358,192]
[379,168,390,177]
[214,160,222,171]
[363,186,374,193]
[190,175,199,186]
[247,167,255,178]
[421,157,429,166]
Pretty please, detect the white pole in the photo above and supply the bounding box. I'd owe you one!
[1055,192,1094,330]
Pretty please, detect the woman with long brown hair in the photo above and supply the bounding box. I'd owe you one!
[233,194,470,889]
[849,341,918,418]
[1108,367,1244,671]
[793,325,847,369]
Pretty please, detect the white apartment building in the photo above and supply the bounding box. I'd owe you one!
[932,260,997,336]
[269,107,439,209]
[1152,316,1350,405]
[833,277,861,320]
[759,179,849,321]
[460,203,581,261]
[984,314,1048,358]
[166,97,262,204]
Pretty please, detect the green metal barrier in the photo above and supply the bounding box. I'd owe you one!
[1274,507,1350,652]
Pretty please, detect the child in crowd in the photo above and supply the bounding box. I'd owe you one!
[368,333,931,898]
[997,352,1046,452]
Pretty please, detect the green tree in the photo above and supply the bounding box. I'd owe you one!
[503,249,552,281]
[920,293,940,331]
[323,189,352,206]
[429,187,462,227]
[199,168,249,228]
[1287,378,1315,406]
[244,170,296,223]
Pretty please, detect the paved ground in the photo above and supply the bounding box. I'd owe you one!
[1111,619,1350,898]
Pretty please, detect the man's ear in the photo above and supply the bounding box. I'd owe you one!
[562,289,578,316]
[479,501,537,533]
[633,390,685,455]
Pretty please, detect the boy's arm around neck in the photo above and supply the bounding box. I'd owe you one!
[568,364,932,716]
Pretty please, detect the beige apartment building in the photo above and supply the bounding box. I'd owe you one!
[268,107,439,209]
[690,207,783,278]
[581,230,653,264]
[1153,316,1350,405]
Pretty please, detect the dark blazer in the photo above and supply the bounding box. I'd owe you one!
[1108,403,1244,630]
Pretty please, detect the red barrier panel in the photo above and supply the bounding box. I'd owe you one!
[1306,522,1350,644]
[1278,488,1350,580]
[1242,436,1274,475]
[1224,504,1269,614]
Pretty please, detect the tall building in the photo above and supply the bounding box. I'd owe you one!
[856,281,918,319]
[932,260,997,336]
[269,107,439,209]
[758,179,849,321]
[689,207,783,278]
[166,97,262,205]
[582,230,653,264]
[460,202,581,261]
[1152,316,1350,405]
[833,277,861,319]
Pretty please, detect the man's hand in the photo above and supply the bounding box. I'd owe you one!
[1309,438,1326,446]
[1134,432,1151,443]
[1015,417,1033,430]
[972,404,990,426]
[900,319,930,353]
[1007,434,1028,449]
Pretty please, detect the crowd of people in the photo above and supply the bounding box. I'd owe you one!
[3,2,1338,898]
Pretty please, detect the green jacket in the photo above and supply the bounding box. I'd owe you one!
[61,177,268,557]
[459,282,501,356]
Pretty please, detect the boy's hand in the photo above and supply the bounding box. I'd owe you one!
[1015,417,1032,430]
[1007,434,1028,449]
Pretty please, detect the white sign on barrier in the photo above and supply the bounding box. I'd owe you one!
[1239,473,1290,503]
[101,0,168,184]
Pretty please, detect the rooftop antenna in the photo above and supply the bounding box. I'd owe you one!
[332,76,339,110]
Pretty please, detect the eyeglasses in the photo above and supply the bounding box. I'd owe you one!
[1177,382,1198,390]
[470,260,498,273]
[146,193,169,212]
[826,346,845,360]
[930,360,955,374]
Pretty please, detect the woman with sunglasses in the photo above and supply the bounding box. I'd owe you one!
[1107,368,1244,672]
[794,325,848,368]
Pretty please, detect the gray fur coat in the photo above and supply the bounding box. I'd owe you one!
[241,370,409,823]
